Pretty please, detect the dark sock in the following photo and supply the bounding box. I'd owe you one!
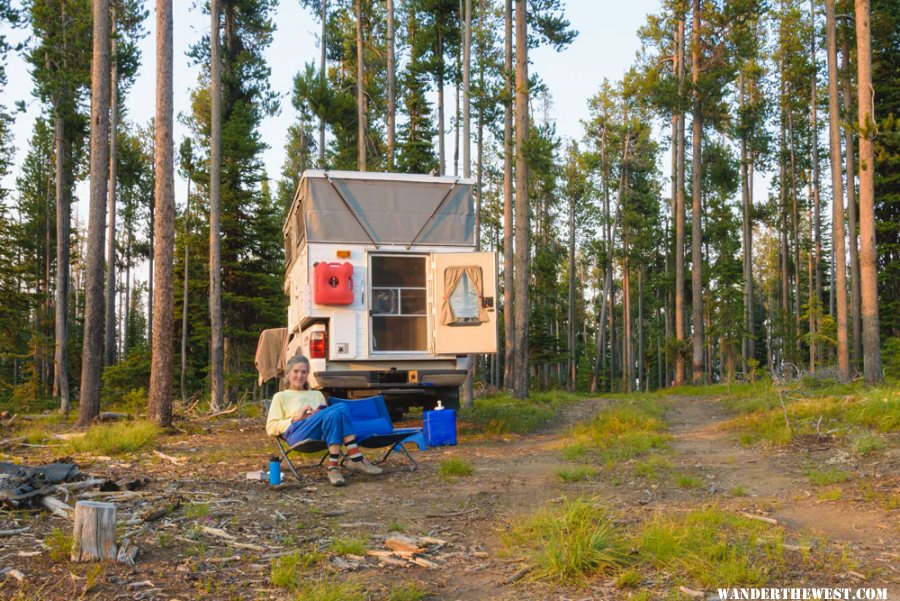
[346,443,363,462]
[328,453,340,469]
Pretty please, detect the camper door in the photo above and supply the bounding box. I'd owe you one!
[432,252,498,354]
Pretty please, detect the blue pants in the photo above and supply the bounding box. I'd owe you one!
[283,404,356,447]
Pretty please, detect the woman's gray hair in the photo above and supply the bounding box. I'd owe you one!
[283,354,311,389]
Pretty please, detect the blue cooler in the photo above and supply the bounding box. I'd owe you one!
[424,401,457,446]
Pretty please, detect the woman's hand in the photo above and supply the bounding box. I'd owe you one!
[292,407,315,422]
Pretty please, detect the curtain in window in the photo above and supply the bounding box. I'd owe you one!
[440,266,488,325]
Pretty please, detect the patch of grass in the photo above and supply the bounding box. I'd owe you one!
[674,472,704,489]
[730,485,748,497]
[635,456,672,482]
[503,498,626,582]
[562,442,588,460]
[636,507,779,587]
[437,458,474,481]
[329,536,368,556]
[852,433,886,455]
[807,468,850,486]
[564,399,670,467]
[387,581,430,601]
[184,502,210,520]
[614,568,642,589]
[67,420,161,455]
[45,527,72,561]
[293,577,364,600]
[817,488,843,501]
[270,551,323,589]
[20,427,51,445]
[557,466,597,482]
[461,390,581,435]
[387,521,405,532]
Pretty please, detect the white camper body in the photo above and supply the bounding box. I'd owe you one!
[277,170,497,413]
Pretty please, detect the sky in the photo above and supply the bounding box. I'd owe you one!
[1,0,661,218]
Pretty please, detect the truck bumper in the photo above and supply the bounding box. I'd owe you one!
[314,369,467,389]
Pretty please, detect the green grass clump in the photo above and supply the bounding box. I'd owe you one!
[437,457,474,481]
[387,582,430,601]
[635,456,672,482]
[21,427,51,445]
[557,466,597,482]
[637,507,779,587]
[730,485,748,497]
[67,420,161,455]
[45,527,72,561]
[564,399,670,467]
[461,390,582,435]
[674,472,704,489]
[270,551,323,589]
[504,498,626,582]
[852,433,886,455]
[184,502,210,520]
[293,578,363,600]
[807,468,850,486]
[329,536,368,556]
[817,488,843,501]
[614,568,643,589]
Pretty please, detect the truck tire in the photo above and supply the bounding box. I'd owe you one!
[425,387,460,412]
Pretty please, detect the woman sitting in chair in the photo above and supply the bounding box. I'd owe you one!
[266,354,383,486]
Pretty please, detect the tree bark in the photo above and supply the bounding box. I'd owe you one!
[149,0,175,427]
[461,0,474,406]
[79,0,112,426]
[810,0,822,371]
[739,75,755,372]
[355,0,366,171]
[674,14,686,387]
[841,34,862,371]
[690,0,704,384]
[54,112,70,414]
[853,0,883,385]
[319,0,326,167]
[567,164,576,392]
[502,0,514,390]
[591,124,610,392]
[209,0,225,411]
[638,268,644,391]
[825,0,850,380]
[512,0,529,398]
[386,0,394,170]
[437,29,445,175]
[181,171,191,405]
[105,10,118,368]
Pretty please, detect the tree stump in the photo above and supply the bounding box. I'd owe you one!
[71,501,117,561]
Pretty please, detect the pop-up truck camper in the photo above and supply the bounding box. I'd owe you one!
[255,170,498,417]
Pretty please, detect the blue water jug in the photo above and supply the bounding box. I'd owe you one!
[424,401,457,446]
[269,457,282,485]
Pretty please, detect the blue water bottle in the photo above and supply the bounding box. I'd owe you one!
[268,457,282,486]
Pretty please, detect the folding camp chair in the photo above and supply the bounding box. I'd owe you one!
[263,399,329,482]
[327,395,427,470]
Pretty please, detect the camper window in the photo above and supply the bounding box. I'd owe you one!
[440,266,487,326]
[370,255,428,352]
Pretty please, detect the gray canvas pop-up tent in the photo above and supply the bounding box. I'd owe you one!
[287,170,475,248]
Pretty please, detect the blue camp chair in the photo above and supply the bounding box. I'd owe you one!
[263,396,426,482]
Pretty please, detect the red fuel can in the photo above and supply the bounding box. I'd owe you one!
[313,261,354,305]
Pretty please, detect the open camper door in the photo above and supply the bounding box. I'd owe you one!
[433,252,498,354]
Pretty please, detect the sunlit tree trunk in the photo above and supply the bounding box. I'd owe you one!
[462,0,474,406]
[842,34,862,371]
[209,0,225,411]
[356,0,366,170]
[386,0,395,170]
[853,0,883,385]
[181,167,191,405]
[54,111,70,413]
[690,0,704,384]
[674,14,686,387]
[105,9,119,368]
[79,0,112,426]
[512,0,529,398]
[319,0,326,167]
[825,0,850,380]
[810,0,822,371]
[502,0,514,390]
[149,0,175,427]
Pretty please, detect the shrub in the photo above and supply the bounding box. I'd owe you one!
[68,421,160,456]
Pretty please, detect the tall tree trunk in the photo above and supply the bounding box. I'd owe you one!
[853,0,883,385]
[209,0,225,411]
[591,125,610,392]
[437,29,445,175]
[674,14,686,387]
[512,0,529,398]
[567,175,576,392]
[842,34,862,370]
[788,106,802,357]
[825,0,850,380]
[461,0,474,407]
[690,0,704,384]
[739,74,755,371]
[181,172,191,405]
[319,0,326,167]
[149,0,175,427]
[79,0,112,426]
[386,0,394,170]
[810,0,822,370]
[123,229,130,357]
[54,112,70,413]
[502,0,514,390]
[356,0,366,171]
[638,268,644,391]
[105,11,118,367]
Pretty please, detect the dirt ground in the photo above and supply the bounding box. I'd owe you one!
[1,394,898,600]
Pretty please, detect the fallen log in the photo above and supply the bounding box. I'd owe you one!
[40,496,73,519]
